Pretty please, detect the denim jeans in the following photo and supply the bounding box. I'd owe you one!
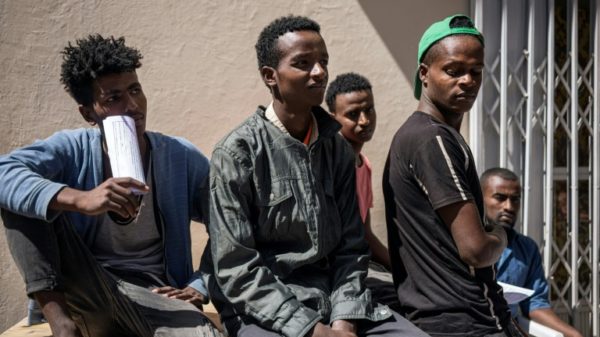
[2,210,221,337]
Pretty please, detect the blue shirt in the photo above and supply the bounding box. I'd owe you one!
[0,128,210,295]
[496,228,551,317]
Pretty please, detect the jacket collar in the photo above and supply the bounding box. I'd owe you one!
[256,105,341,141]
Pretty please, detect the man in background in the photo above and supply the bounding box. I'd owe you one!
[481,168,583,337]
[326,72,398,311]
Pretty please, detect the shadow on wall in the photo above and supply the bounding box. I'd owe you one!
[357,0,470,85]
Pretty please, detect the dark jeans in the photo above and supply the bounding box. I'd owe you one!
[227,310,430,337]
[2,210,221,337]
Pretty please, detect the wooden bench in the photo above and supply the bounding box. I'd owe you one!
[0,318,50,337]
[0,302,222,336]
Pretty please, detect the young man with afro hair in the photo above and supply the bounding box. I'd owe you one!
[204,15,428,337]
[0,35,221,337]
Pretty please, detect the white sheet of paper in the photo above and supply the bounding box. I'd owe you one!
[497,281,535,305]
[103,115,146,194]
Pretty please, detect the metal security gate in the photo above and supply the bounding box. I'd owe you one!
[471,0,599,335]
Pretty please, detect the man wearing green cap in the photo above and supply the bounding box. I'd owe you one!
[383,15,526,336]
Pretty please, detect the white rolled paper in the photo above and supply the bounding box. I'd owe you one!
[103,115,147,194]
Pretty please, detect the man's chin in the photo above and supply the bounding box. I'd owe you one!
[498,221,515,229]
[487,217,515,229]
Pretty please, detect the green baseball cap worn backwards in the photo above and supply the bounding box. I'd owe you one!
[414,14,484,99]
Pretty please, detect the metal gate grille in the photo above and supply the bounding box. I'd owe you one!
[471,0,599,335]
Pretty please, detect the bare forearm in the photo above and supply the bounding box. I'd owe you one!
[460,235,506,268]
[473,224,508,267]
[440,201,507,268]
[529,308,583,337]
[49,187,83,212]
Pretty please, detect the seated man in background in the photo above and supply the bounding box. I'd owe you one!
[481,168,583,337]
[0,35,220,337]
[325,72,398,311]
[205,15,428,337]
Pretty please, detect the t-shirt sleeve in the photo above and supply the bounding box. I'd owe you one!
[412,130,474,210]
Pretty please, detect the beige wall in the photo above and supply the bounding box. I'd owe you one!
[0,0,469,331]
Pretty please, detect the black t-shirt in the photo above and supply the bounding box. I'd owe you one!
[383,111,510,336]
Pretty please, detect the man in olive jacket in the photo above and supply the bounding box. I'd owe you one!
[204,15,428,337]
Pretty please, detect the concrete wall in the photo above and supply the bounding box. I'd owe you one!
[0,0,469,331]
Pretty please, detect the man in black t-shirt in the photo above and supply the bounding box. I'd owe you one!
[383,15,525,337]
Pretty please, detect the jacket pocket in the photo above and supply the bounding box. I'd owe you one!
[256,178,294,206]
[256,179,297,240]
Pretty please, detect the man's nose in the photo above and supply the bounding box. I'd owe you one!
[459,73,476,87]
[358,112,370,126]
[503,199,516,212]
[124,94,139,113]
[311,63,326,80]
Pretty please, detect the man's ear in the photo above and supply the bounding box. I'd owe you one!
[78,105,97,126]
[329,103,337,116]
[260,66,277,90]
[419,63,429,88]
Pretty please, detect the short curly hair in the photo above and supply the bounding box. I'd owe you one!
[255,15,320,69]
[325,72,372,112]
[60,34,143,106]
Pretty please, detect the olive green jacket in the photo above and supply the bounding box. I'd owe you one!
[204,106,390,337]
